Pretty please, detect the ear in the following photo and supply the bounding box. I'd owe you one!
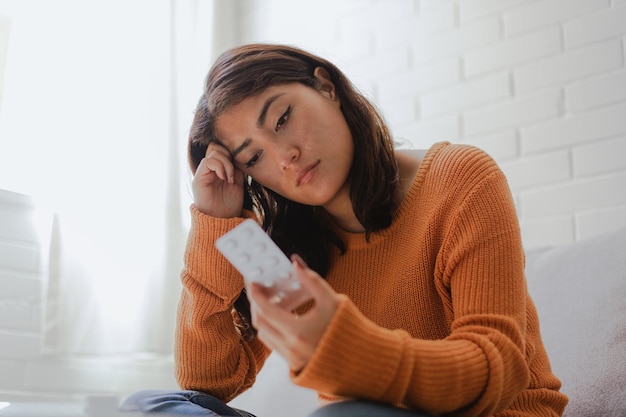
[313,66,336,100]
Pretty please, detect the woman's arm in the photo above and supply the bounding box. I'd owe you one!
[292,153,530,416]
[175,206,271,402]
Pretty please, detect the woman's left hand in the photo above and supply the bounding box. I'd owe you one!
[247,255,340,372]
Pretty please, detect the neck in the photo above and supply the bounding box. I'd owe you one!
[325,150,425,234]
[328,211,365,233]
[322,187,365,233]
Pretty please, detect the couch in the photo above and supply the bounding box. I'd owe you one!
[524,226,626,416]
[228,226,626,417]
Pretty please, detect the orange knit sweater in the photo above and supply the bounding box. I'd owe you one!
[175,142,568,416]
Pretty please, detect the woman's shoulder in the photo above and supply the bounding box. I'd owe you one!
[398,141,500,181]
[397,141,506,210]
[422,141,502,182]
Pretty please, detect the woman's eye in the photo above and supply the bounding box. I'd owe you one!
[275,106,291,131]
[245,151,262,168]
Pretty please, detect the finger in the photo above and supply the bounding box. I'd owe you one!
[203,151,233,182]
[202,153,240,186]
[249,294,309,365]
[204,142,232,159]
[193,158,217,182]
[248,286,288,345]
[248,282,288,319]
[232,164,245,185]
[253,318,299,366]
[291,254,334,309]
[247,303,274,347]
[206,144,236,183]
[248,282,305,334]
[247,283,262,327]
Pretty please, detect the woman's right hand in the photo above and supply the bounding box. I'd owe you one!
[192,143,245,218]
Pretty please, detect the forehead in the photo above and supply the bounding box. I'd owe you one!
[224,83,294,114]
[215,84,295,143]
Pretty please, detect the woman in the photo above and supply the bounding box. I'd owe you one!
[122,44,568,417]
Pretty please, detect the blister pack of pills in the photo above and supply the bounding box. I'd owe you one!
[215,219,311,311]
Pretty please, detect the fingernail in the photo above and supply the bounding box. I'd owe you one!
[291,253,307,268]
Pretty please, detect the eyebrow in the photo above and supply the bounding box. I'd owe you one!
[231,93,285,158]
[257,93,285,127]
[231,138,251,158]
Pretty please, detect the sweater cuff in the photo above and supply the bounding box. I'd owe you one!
[290,295,407,400]
[290,295,489,410]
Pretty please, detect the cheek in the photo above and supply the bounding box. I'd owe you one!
[249,171,289,198]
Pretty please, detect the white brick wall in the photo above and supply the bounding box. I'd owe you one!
[413,17,501,66]
[458,0,528,23]
[465,89,562,136]
[522,101,626,152]
[0,189,177,401]
[464,26,563,77]
[514,39,623,93]
[572,136,626,176]
[565,70,626,111]
[0,14,9,113]
[240,0,626,248]
[565,4,626,47]
[420,72,511,117]
[0,190,46,359]
[503,0,609,36]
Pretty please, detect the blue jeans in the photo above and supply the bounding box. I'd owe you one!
[310,401,433,417]
[120,390,255,416]
[120,390,434,417]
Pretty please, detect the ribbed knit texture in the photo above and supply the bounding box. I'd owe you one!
[175,142,568,416]
[175,210,270,402]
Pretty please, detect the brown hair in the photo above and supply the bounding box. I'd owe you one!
[188,43,398,338]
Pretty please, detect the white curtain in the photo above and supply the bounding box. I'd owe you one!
[0,0,229,355]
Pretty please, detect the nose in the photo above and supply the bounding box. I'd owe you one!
[278,144,300,170]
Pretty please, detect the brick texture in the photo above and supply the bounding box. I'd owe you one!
[0,188,178,399]
[240,0,626,248]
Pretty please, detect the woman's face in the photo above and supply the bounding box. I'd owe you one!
[215,70,354,209]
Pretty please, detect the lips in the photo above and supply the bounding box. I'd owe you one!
[296,160,320,186]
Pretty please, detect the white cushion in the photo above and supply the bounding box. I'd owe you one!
[525,227,626,416]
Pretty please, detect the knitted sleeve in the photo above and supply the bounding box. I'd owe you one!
[175,206,271,402]
[292,147,530,416]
